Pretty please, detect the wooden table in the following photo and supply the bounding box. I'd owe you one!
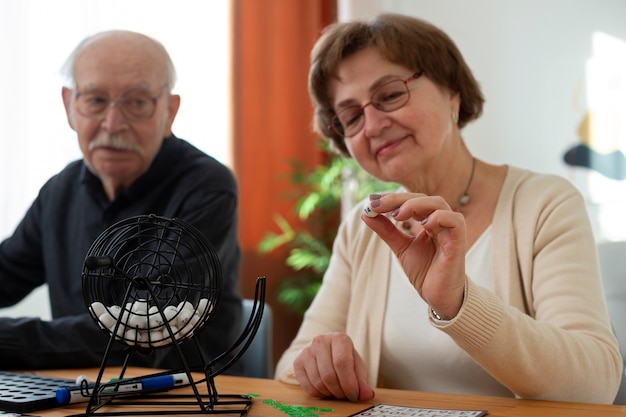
[30,368,626,416]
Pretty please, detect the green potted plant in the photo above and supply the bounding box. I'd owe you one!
[258,144,395,315]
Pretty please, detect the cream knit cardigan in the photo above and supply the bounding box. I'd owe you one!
[275,166,623,404]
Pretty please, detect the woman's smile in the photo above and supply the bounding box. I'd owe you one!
[375,135,410,159]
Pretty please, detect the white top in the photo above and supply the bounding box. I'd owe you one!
[379,225,514,397]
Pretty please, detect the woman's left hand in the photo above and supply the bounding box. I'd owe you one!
[362,193,466,319]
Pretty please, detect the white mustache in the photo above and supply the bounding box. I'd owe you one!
[88,134,143,155]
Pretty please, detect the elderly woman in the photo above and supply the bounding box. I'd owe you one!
[275,13,622,404]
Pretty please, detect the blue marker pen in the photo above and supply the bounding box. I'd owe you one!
[56,372,190,405]
[55,383,94,405]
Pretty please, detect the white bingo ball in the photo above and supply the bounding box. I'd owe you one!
[180,313,201,337]
[363,201,378,218]
[75,375,89,386]
[136,330,149,346]
[148,329,163,343]
[163,305,178,324]
[151,338,169,348]
[124,328,138,345]
[98,312,117,329]
[108,305,121,319]
[90,302,107,319]
[120,309,131,324]
[148,306,165,328]
[177,308,194,325]
[131,299,148,313]
[197,298,213,317]
[177,301,194,313]
[163,324,179,340]
[128,313,149,329]
[114,323,127,339]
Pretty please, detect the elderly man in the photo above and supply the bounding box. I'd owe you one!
[0,30,242,371]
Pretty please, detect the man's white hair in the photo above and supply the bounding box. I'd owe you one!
[60,29,177,90]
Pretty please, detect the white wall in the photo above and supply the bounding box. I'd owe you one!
[340,0,626,241]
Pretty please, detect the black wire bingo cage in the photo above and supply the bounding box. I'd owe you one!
[75,214,266,416]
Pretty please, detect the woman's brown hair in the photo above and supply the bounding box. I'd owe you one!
[309,13,484,156]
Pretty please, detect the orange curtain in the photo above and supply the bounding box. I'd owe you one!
[232,0,336,362]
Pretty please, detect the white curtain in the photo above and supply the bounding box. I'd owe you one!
[0,0,231,318]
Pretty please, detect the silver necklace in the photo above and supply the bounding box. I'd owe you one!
[458,157,476,207]
[400,157,477,235]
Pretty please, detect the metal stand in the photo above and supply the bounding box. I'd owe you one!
[70,277,267,416]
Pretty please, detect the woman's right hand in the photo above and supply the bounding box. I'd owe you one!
[292,332,375,402]
[362,193,467,320]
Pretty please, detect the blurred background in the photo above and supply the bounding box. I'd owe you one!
[1,0,625,372]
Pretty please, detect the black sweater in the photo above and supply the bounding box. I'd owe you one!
[0,135,242,372]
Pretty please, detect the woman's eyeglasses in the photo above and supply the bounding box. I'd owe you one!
[329,71,424,138]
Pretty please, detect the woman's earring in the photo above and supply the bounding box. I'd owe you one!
[452,112,459,125]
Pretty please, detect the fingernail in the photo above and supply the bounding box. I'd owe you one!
[421,217,428,225]
[371,198,381,208]
[391,209,399,218]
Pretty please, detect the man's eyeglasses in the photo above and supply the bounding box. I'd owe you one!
[329,71,424,138]
[73,85,168,121]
